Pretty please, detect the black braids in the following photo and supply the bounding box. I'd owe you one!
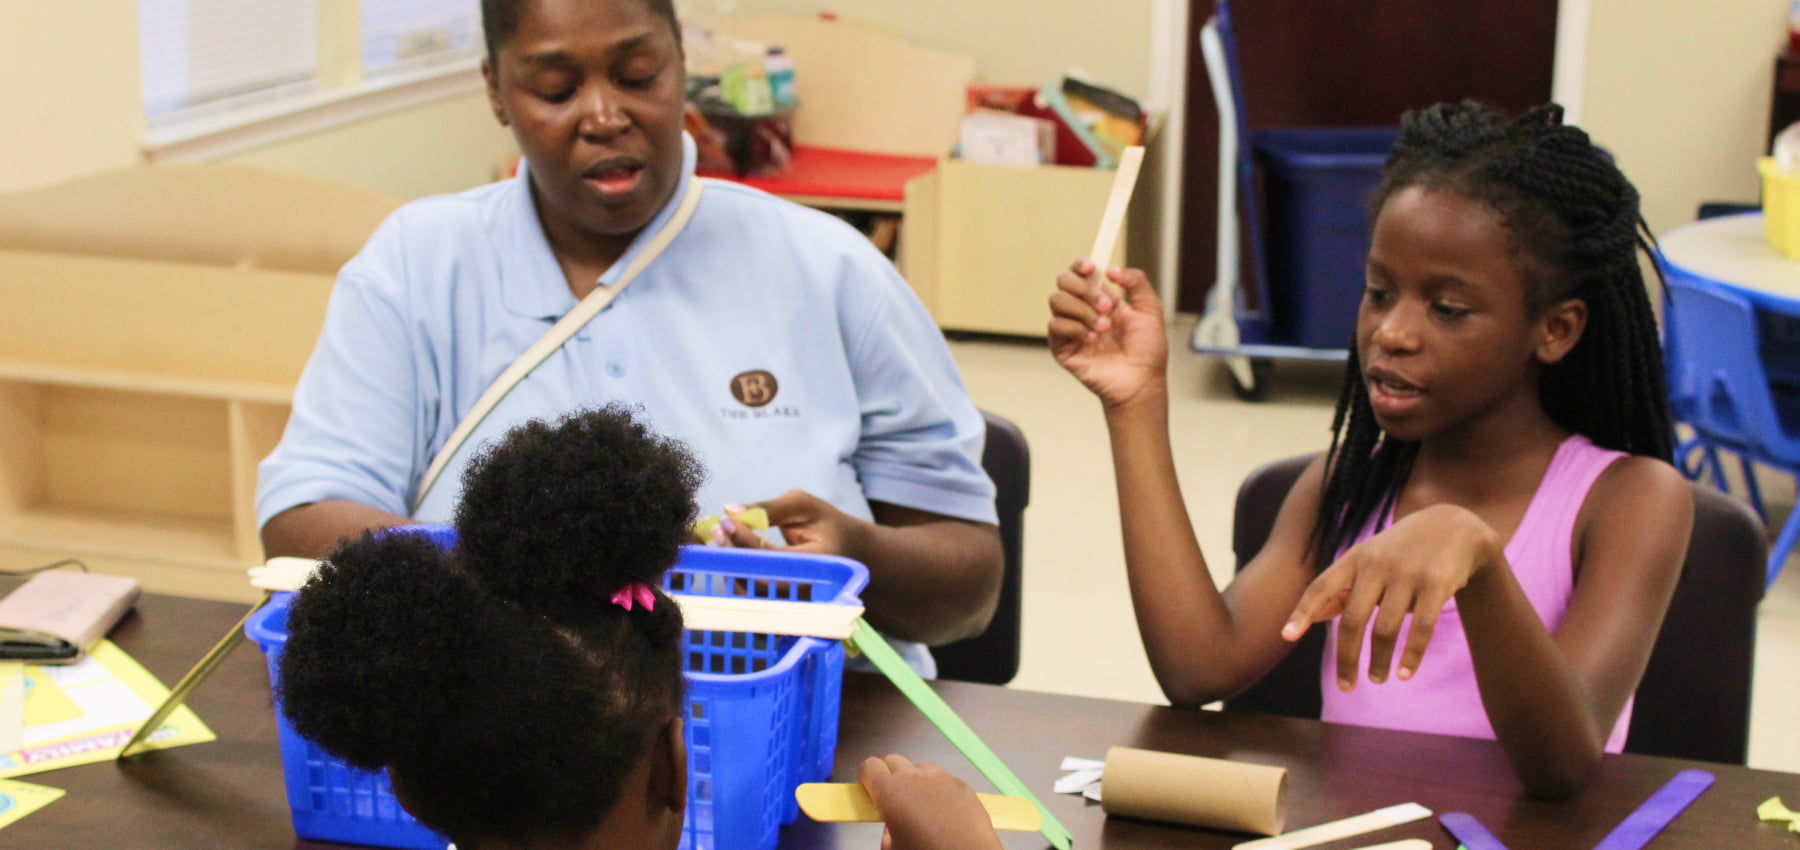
[1310,100,1673,565]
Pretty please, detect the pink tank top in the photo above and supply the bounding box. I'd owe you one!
[1319,435,1633,752]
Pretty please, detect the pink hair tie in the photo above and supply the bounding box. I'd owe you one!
[609,582,656,612]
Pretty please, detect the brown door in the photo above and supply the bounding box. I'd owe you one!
[1177,0,1559,312]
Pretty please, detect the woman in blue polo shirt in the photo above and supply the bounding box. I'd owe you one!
[255,0,1001,671]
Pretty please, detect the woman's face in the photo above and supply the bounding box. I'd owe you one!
[484,0,686,249]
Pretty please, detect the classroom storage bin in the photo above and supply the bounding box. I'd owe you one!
[245,534,869,850]
[1252,128,1395,349]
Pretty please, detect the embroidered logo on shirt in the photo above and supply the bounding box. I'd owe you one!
[729,370,780,407]
[723,369,800,420]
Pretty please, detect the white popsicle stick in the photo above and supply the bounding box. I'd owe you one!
[1088,145,1146,294]
[245,557,863,639]
[1233,803,1433,850]
[672,595,865,639]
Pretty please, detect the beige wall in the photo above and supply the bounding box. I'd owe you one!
[224,93,516,200]
[0,4,512,200]
[0,2,145,193]
[726,0,1154,100]
[1580,0,1785,237]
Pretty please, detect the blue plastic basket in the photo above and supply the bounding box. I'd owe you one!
[246,531,868,850]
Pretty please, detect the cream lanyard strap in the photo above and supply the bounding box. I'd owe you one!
[410,178,708,513]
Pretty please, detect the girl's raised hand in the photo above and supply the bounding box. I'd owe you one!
[1280,504,1504,691]
[1047,259,1168,410]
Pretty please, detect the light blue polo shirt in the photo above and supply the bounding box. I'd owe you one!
[257,136,994,673]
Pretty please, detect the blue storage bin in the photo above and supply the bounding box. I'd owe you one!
[1251,127,1397,350]
[246,531,868,850]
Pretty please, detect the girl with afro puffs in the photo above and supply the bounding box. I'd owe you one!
[277,405,1002,850]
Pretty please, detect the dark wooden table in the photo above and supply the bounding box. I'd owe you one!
[9,590,1799,848]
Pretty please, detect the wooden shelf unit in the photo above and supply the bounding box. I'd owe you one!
[0,249,331,601]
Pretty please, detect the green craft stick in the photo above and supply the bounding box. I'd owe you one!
[849,618,1073,850]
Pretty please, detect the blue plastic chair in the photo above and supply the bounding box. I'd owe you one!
[1662,265,1800,586]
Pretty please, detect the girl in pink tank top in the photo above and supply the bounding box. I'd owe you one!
[1049,101,1691,799]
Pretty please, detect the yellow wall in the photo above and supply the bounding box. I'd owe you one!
[0,4,511,200]
[1580,0,1784,236]
[0,2,145,193]
[727,0,1154,99]
[224,93,516,200]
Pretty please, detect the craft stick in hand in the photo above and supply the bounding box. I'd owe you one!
[1089,145,1145,299]
[249,556,323,592]
[795,783,1043,832]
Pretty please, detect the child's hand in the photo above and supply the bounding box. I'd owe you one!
[1047,259,1168,411]
[1280,504,1504,690]
[857,754,1004,850]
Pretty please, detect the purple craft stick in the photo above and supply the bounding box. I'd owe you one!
[1440,812,1510,850]
[1592,769,1715,850]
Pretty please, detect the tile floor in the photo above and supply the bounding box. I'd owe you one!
[948,316,1800,774]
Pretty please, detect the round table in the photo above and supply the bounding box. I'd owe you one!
[1659,212,1800,299]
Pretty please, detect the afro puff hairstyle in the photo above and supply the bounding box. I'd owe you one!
[277,404,705,845]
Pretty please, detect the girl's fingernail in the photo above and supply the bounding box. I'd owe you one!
[1370,671,1386,684]
[1338,678,1354,692]
[1398,665,1414,681]
[712,524,728,546]
[1096,316,1111,332]
[1097,295,1113,312]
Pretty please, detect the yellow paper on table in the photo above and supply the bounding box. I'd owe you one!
[0,779,63,830]
[0,640,213,779]
[1758,796,1800,832]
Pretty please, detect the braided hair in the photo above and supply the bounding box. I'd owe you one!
[1308,101,1671,563]
[278,405,704,845]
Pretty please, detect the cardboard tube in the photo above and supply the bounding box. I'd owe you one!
[1101,746,1288,835]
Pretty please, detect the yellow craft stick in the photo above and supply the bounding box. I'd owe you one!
[796,783,1043,832]
[692,507,770,544]
[1088,145,1146,298]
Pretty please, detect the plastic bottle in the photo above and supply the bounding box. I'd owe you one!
[765,47,797,111]
[739,58,773,115]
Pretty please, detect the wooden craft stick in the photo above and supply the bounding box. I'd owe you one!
[796,783,1043,831]
[1233,802,1433,850]
[248,557,863,639]
[1089,145,1146,296]
[672,595,864,639]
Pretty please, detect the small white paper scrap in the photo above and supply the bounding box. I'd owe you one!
[1082,783,1104,803]
[1054,768,1105,795]
[1059,756,1105,772]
